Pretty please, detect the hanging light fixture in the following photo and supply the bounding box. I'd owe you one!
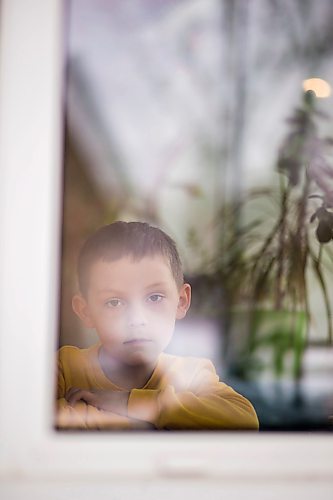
[302,78,331,98]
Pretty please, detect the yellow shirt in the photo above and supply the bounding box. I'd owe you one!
[57,343,259,430]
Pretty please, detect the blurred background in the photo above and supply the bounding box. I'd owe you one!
[59,0,333,430]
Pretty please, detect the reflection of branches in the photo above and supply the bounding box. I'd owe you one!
[250,92,333,343]
[145,138,188,217]
[191,91,333,355]
[310,246,333,344]
[68,58,132,203]
[271,0,333,65]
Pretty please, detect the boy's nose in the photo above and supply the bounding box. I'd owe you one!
[127,304,147,327]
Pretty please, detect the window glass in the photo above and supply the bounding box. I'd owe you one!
[57,0,333,431]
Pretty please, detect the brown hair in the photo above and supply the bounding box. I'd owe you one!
[77,221,184,294]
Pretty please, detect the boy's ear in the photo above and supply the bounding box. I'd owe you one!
[176,283,191,320]
[72,294,95,328]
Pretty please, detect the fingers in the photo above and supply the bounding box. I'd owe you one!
[66,387,95,407]
[65,387,81,405]
[65,387,80,401]
[129,419,156,430]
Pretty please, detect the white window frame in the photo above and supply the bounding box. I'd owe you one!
[0,0,332,482]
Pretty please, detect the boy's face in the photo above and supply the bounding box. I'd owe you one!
[73,255,191,367]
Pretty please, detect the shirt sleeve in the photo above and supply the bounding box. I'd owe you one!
[127,359,259,430]
[56,351,152,430]
[56,398,135,430]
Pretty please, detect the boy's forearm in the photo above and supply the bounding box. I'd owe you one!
[56,397,155,430]
[127,386,259,430]
[57,386,259,430]
[65,388,130,416]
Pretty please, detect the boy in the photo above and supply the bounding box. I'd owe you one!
[57,221,259,430]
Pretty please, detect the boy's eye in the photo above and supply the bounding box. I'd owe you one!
[105,298,123,308]
[147,294,164,303]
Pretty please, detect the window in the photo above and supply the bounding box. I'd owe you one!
[59,0,333,432]
[0,0,332,480]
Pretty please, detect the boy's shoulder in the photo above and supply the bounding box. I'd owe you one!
[157,352,218,383]
[160,352,216,371]
[58,343,98,366]
[153,353,219,392]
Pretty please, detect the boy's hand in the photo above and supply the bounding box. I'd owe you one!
[66,387,130,416]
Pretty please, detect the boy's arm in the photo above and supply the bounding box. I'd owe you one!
[57,361,132,429]
[56,397,154,430]
[56,353,154,430]
[57,352,258,430]
[127,359,259,430]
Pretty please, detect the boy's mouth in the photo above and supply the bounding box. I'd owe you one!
[123,338,152,345]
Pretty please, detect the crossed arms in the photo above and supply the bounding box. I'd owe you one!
[56,355,259,431]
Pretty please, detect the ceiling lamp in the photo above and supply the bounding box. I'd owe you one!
[302,78,331,98]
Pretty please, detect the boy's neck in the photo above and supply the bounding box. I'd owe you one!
[98,346,157,390]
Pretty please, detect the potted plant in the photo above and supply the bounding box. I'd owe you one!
[189,91,333,386]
